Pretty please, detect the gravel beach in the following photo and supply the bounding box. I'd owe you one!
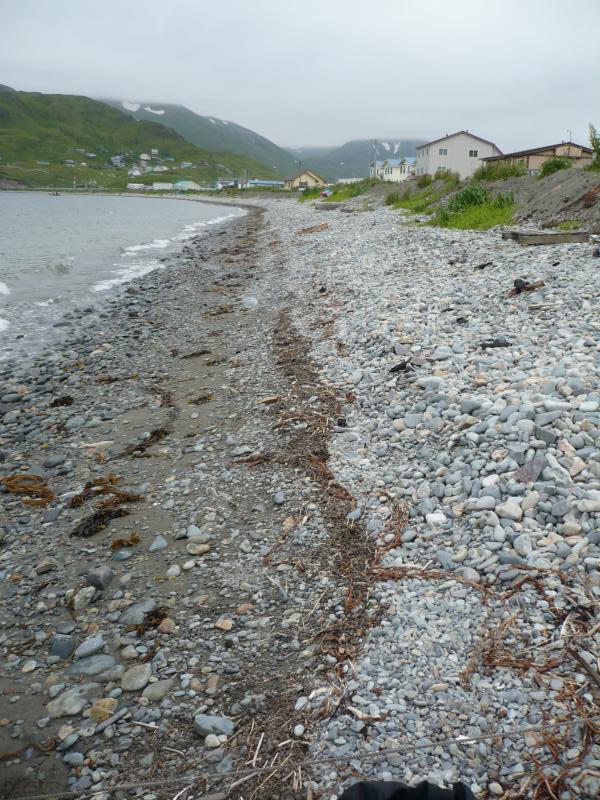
[0,195,598,800]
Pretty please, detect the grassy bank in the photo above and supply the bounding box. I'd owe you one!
[300,178,379,202]
[386,179,515,230]
[431,203,514,229]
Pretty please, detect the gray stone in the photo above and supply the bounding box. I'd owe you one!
[74,635,105,660]
[120,599,156,625]
[67,654,116,677]
[514,534,534,557]
[142,678,174,701]
[121,663,152,691]
[149,534,168,552]
[533,425,557,445]
[86,565,115,590]
[50,634,77,660]
[496,501,523,521]
[47,688,88,718]
[193,714,235,738]
[43,454,66,469]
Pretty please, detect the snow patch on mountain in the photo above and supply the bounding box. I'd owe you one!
[144,106,165,115]
[122,101,140,112]
[381,141,391,151]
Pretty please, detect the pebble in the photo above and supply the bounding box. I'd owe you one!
[121,664,152,691]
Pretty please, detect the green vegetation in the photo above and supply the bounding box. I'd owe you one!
[589,123,600,171]
[0,89,276,188]
[538,156,572,178]
[433,169,460,187]
[416,174,433,188]
[431,203,514,230]
[473,160,527,181]
[299,178,379,203]
[104,99,298,177]
[431,185,514,229]
[387,184,446,213]
[446,183,488,211]
[557,219,581,230]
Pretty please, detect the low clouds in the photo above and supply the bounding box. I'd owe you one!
[1,0,599,150]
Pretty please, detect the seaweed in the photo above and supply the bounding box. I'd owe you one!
[70,506,129,538]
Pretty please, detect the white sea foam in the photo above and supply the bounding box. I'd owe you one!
[172,214,236,241]
[0,318,9,332]
[122,238,171,255]
[95,212,238,292]
[92,260,163,293]
[0,282,11,295]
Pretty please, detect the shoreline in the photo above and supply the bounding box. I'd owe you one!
[1,195,598,800]
[0,193,247,362]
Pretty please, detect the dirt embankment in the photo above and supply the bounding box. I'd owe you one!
[486,168,600,232]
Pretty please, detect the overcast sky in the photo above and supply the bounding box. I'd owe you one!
[1,0,599,151]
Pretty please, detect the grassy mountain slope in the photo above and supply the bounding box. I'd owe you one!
[290,138,426,180]
[0,88,274,187]
[104,99,297,177]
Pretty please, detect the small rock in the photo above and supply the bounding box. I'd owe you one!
[193,714,234,738]
[121,663,152,691]
[89,698,118,721]
[47,688,88,719]
[142,678,174,702]
[74,634,105,660]
[496,501,523,521]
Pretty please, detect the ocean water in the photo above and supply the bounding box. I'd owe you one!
[0,192,243,355]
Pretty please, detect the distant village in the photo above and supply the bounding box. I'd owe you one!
[51,129,594,193]
[212,131,593,194]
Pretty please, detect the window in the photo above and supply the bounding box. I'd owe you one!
[469,149,478,157]
[439,148,447,156]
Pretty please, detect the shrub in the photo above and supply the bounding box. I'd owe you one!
[433,208,451,225]
[385,191,400,206]
[492,191,514,208]
[589,123,600,171]
[434,169,460,187]
[557,219,581,230]
[447,183,488,212]
[539,157,572,178]
[432,203,514,230]
[473,161,527,181]
[416,174,433,188]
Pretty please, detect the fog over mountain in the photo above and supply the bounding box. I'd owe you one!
[1,0,599,152]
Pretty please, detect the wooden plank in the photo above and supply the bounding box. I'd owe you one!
[503,230,591,245]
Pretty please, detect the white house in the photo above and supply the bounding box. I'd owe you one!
[415,131,502,180]
[127,183,147,190]
[369,160,386,179]
[152,182,173,191]
[381,158,415,182]
[370,157,416,182]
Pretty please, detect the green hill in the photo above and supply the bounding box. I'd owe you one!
[104,99,298,178]
[0,87,274,188]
